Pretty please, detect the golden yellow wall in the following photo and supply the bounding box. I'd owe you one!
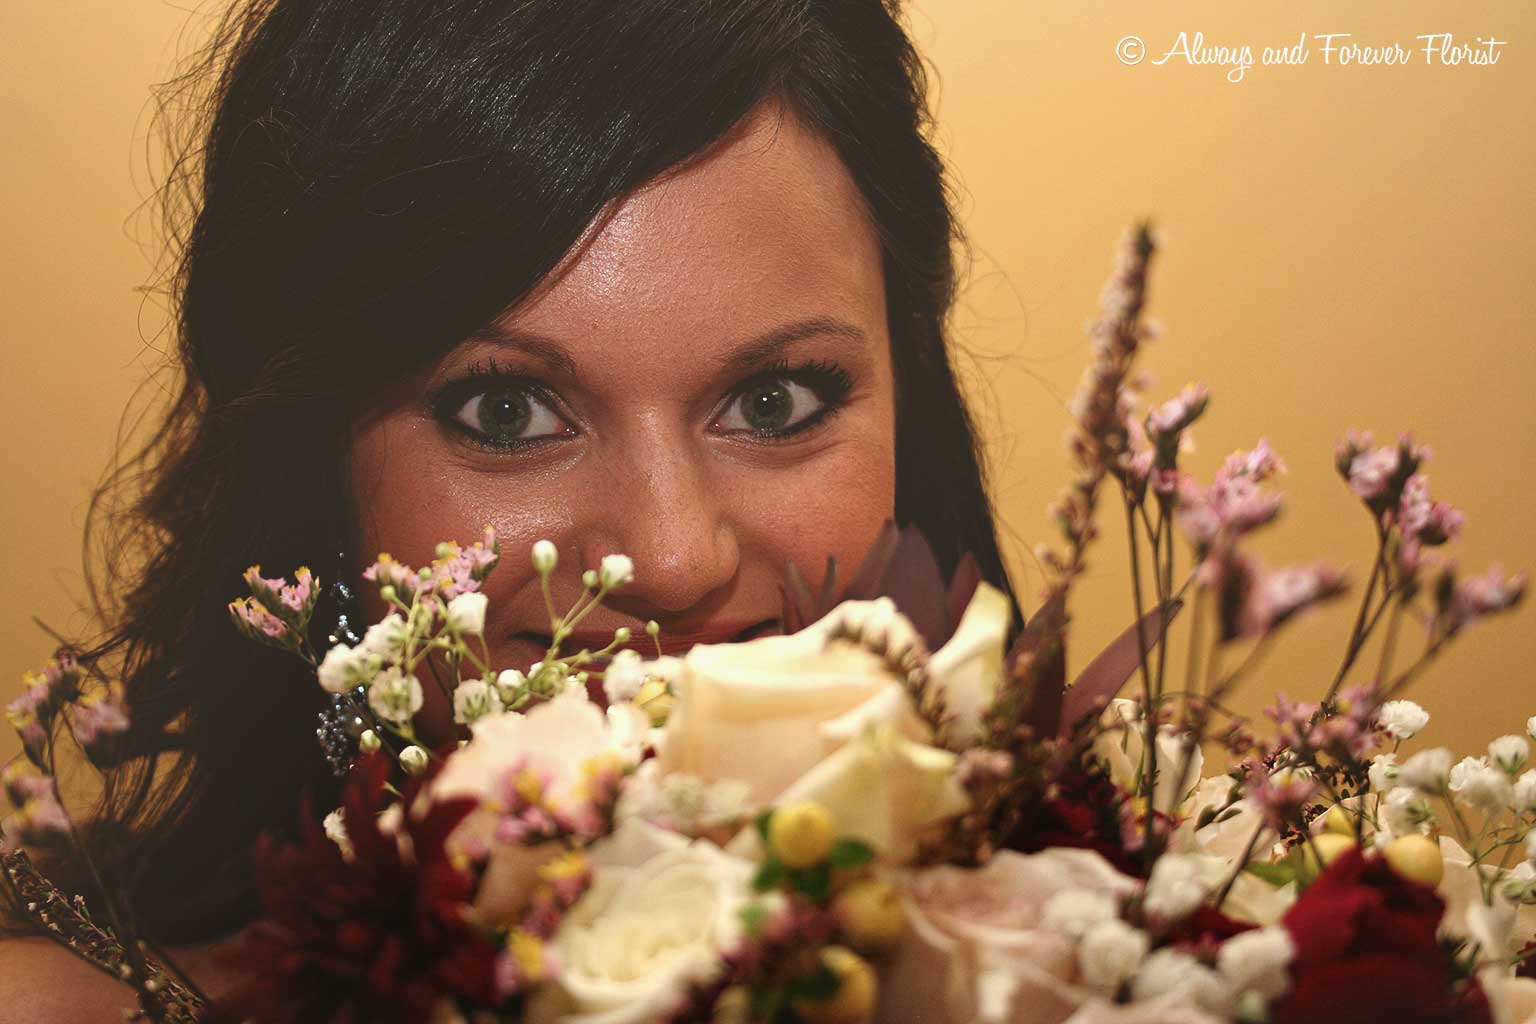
[3,1,1532,772]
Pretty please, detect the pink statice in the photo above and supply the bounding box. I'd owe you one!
[1441,563,1529,635]
[1336,431,1431,513]
[229,595,290,641]
[241,564,319,629]
[1242,757,1319,830]
[1146,383,1210,439]
[1394,473,1465,573]
[1240,562,1348,636]
[1175,439,1286,557]
[0,780,70,854]
[70,683,131,748]
[361,553,421,595]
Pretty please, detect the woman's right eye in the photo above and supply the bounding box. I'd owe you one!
[441,382,573,449]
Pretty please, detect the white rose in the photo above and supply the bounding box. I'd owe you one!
[926,582,1012,747]
[531,821,755,1024]
[444,591,488,635]
[656,602,930,804]
[1092,699,1203,817]
[1378,700,1429,740]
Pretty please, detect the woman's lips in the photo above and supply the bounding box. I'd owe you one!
[512,619,781,661]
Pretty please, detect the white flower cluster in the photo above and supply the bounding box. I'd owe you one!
[1041,876,1294,1014]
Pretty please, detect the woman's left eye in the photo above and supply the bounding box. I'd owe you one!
[713,376,837,437]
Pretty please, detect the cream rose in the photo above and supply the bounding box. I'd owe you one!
[656,605,930,804]
[527,820,757,1024]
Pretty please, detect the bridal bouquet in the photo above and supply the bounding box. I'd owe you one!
[4,224,1530,1024]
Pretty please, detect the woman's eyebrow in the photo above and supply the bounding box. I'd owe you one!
[467,315,868,380]
[717,316,869,375]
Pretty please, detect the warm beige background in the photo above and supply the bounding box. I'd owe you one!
[3,1,1532,770]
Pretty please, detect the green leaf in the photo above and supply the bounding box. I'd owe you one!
[785,962,841,1000]
[738,901,770,936]
[790,864,833,905]
[752,858,785,892]
[1245,860,1296,887]
[827,837,875,870]
[754,809,775,844]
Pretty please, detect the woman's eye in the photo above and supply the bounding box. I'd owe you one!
[715,377,829,436]
[447,384,569,446]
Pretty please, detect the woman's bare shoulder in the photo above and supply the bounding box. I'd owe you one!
[0,936,144,1023]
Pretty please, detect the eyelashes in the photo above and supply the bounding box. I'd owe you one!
[426,355,855,453]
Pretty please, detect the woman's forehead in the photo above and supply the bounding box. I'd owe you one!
[493,102,886,368]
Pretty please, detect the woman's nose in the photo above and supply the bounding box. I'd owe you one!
[576,446,741,617]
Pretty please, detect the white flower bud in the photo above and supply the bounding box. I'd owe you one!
[495,669,527,705]
[1384,788,1434,836]
[399,745,429,776]
[1078,919,1149,992]
[358,729,381,754]
[1377,700,1430,740]
[1216,926,1294,1000]
[1400,747,1453,794]
[1143,854,1209,923]
[532,539,558,574]
[1041,889,1118,940]
[452,679,504,725]
[323,809,353,861]
[1452,760,1514,813]
[360,613,410,659]
[317,643,382,694]
[1491,735,1532,776]
[613,626,632,644]
[581,569,599,589]
[1527,715,1536,744]
[367,667,424,725]
[645,619,660,637]
[1515,771,1536,813]
[1368,753,1400,794]
[1132,948,1231,1013]
[599,553,635,590]
[1502,862,1536,904]
[602,649,648,705]
[445,591,488,635]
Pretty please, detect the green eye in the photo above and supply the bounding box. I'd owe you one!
[475,387,532,441]
[741,380,795,432]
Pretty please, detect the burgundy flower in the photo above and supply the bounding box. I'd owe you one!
[214,752,501,1023]
[1273,846,1490,1024]
[1005,758,1141,877]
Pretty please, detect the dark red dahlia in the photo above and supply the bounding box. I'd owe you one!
[1273,846,1491,1024]
[213,751,501,1024]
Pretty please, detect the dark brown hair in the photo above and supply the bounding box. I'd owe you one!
[32,0,1019,944]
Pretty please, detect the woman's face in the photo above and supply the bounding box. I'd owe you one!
[347,103,898,738]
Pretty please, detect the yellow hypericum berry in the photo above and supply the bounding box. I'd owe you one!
[768,801,836,869]
[791,946,878,1024]
[1300,832,1355,878]
[1384,834,1444,887]
[832,878,907,952]
[1321,804,1355,835]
